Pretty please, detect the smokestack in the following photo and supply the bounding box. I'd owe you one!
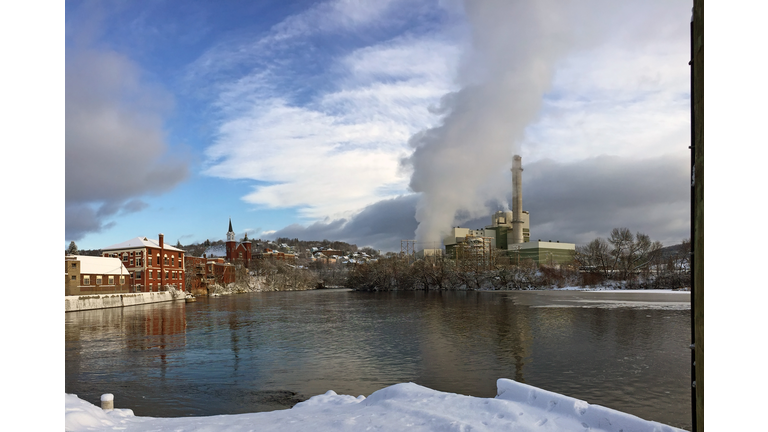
[511,155,524,245]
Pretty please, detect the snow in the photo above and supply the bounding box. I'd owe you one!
[65,379,685,432]
[102,237,185,253]
[552,286,690,293]
[67,256,129,276]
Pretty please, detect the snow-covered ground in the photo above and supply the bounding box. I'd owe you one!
[552,286,690,292]
[66,378,685,432]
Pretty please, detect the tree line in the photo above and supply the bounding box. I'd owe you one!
[345,228,690,291]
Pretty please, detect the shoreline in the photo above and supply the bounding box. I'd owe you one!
[64,290,183,312]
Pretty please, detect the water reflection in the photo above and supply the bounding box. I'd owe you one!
[65,289,691,430]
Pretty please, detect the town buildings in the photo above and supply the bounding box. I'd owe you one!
[101,234,185,292]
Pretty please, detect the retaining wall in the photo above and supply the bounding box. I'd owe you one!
[65,291,182,312]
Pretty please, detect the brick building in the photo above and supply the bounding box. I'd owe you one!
[65,255,131,295]
[101,234,185,292]
[184,255,235,296]
[225,219,252,267]
[257,249,296,261]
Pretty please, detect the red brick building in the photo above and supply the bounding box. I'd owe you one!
[257,249,296,261]
[101,234,185,292]
[225,218,252,267]
[184,255,235,296]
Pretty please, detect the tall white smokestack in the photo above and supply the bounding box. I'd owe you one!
[511,155,524,245]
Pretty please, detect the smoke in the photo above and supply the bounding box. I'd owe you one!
[404,0,613,245]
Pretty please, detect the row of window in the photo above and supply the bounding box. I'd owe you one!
[142,270,182,280]
[80,275,126,285]
[118,251,183,268]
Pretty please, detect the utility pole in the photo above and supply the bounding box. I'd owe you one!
[400,239,416,263]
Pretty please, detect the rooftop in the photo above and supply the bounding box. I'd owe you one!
[66,255,129,275]
[102,236,185,253]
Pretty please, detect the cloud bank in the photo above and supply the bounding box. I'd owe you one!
[65,47,188,241]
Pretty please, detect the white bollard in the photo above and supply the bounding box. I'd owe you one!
[101,393,114,411]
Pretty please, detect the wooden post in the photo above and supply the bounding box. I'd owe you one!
[690,2,704,431]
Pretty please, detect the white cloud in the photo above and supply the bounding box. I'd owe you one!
[522,17,690,163]
[203,34,461,220]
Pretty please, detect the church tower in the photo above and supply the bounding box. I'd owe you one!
[226,218,236,262]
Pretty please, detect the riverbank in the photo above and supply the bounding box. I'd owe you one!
[64,290,183,312]
[65,378,685,432]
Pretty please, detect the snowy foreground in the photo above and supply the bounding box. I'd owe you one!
[66,378,685,432]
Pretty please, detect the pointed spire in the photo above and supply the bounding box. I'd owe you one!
[228,218,234,233]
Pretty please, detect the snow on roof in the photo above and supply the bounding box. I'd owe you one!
[64,378,684,432]
[68,256,129,275]
[102,236,185,253]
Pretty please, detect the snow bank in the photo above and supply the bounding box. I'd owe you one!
[65,379,685,432]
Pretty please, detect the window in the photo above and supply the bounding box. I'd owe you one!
[122,254,128,262]
[71,275,76,281]
[83,275,90,285]
[171,256,175,266]
[120,276,125,284]
[156,255,160,265]
[130,259,134,266]
[108,276,114,285]
[71,262,76,268]
[137,259,142,266]
[96,276,102,285]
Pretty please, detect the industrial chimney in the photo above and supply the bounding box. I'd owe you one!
[511,155,524,245]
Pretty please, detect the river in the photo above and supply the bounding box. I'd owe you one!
[65,288,692,430]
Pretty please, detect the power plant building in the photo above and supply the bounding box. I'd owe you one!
[509,241,576,266]
[442,155,575,266]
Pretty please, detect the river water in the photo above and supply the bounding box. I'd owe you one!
[65,289,692,430]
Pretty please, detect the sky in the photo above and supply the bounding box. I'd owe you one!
[65,0,694,252]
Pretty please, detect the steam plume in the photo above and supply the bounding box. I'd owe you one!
[404,0,609,246]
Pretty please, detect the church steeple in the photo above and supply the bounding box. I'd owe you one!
[226,218,235,242]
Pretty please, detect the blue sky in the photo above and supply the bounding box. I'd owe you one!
[66,0,694,252]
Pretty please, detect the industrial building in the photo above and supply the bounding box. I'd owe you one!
[508,240,576,266]
[442,155,575,266]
